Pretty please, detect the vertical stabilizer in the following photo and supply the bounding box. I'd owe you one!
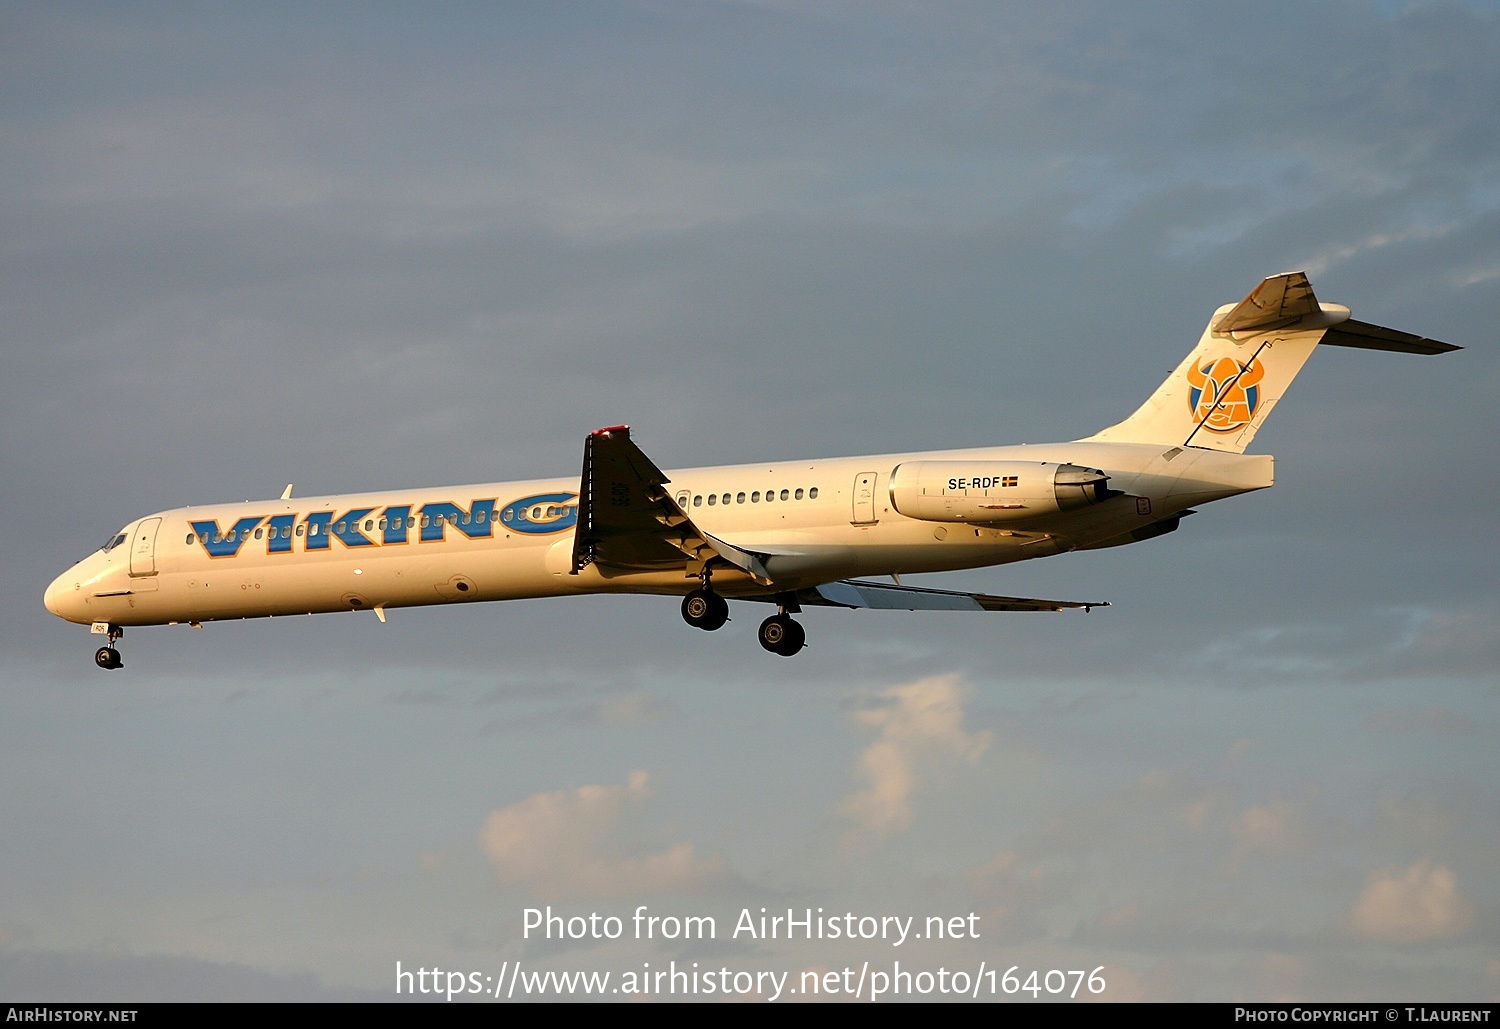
[1078,272,1456,454]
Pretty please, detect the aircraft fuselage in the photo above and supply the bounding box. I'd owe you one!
[44,440,1270,630]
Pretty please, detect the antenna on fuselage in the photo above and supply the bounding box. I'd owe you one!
[281,484,294,500]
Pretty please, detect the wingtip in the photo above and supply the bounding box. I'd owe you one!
[592,424,631,437]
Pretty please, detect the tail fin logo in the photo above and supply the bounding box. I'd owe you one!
[1187,356,1266,434]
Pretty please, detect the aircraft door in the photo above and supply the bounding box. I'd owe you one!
[851,471,879,525]
[129,517,161,576]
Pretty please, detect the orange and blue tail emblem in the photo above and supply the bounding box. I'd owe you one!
[1187,356,1265,434]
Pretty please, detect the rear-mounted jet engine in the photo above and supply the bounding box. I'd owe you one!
[888,461,1114,525]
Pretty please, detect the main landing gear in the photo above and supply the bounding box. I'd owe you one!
[682,566,730,632]
[681,588,729,631]
[757,612,805,657]
[679,575,806,656]
[94,625,123,670]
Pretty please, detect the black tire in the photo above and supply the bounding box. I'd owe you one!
[681,589,728,631]
[758,614,804,656]
[778,617,806,656]
[95,647,120,670]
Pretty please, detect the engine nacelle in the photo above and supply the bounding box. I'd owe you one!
[888,461,1112,524]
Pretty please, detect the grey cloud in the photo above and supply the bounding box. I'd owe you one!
[0,946,388,1002]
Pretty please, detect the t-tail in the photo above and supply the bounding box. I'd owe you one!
[1080,271,1459,454]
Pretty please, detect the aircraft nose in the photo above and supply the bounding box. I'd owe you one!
[44,573,65,616]
[44,569,84,622]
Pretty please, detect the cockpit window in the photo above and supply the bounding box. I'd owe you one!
[101,532,128,553]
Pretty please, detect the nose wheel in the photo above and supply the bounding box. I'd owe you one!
[93,625,123,670]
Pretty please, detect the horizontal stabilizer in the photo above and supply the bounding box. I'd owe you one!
[804,579,1106,613]
[1320,318,1459,355]
[1083,271,1461,454]
[1212,271,1321,337]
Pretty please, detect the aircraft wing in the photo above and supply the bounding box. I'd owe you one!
[798,579,1107,613]
[569,426,772,582]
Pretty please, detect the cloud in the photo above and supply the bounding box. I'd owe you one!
[0,946,381,1002]
[1231,794,1312,858]
[1223,738,1261,765]
[1076,962,1167,1003]
[839,675,991,837]
[963,850,1049,944]
[594,691,673,725]
[478,771,722,900]
[1352,608,1500,682]
[1363,706,1478,736]
[1180,606,1500,686]
[1347,860,1475,944]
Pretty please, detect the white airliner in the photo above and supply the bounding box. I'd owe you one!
[46,272,1457,668]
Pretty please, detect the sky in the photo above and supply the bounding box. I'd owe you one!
[2,0,1497,1003]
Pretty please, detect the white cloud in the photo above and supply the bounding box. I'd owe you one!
[1347,860,1475,944]
[479,771,722,900]
[1231,794,1310,857]
[840,675,991,837]
[594,690,673,725]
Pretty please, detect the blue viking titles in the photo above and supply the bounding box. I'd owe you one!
[188,496,552,559]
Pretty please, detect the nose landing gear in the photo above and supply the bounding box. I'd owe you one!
[93,625,123,670]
